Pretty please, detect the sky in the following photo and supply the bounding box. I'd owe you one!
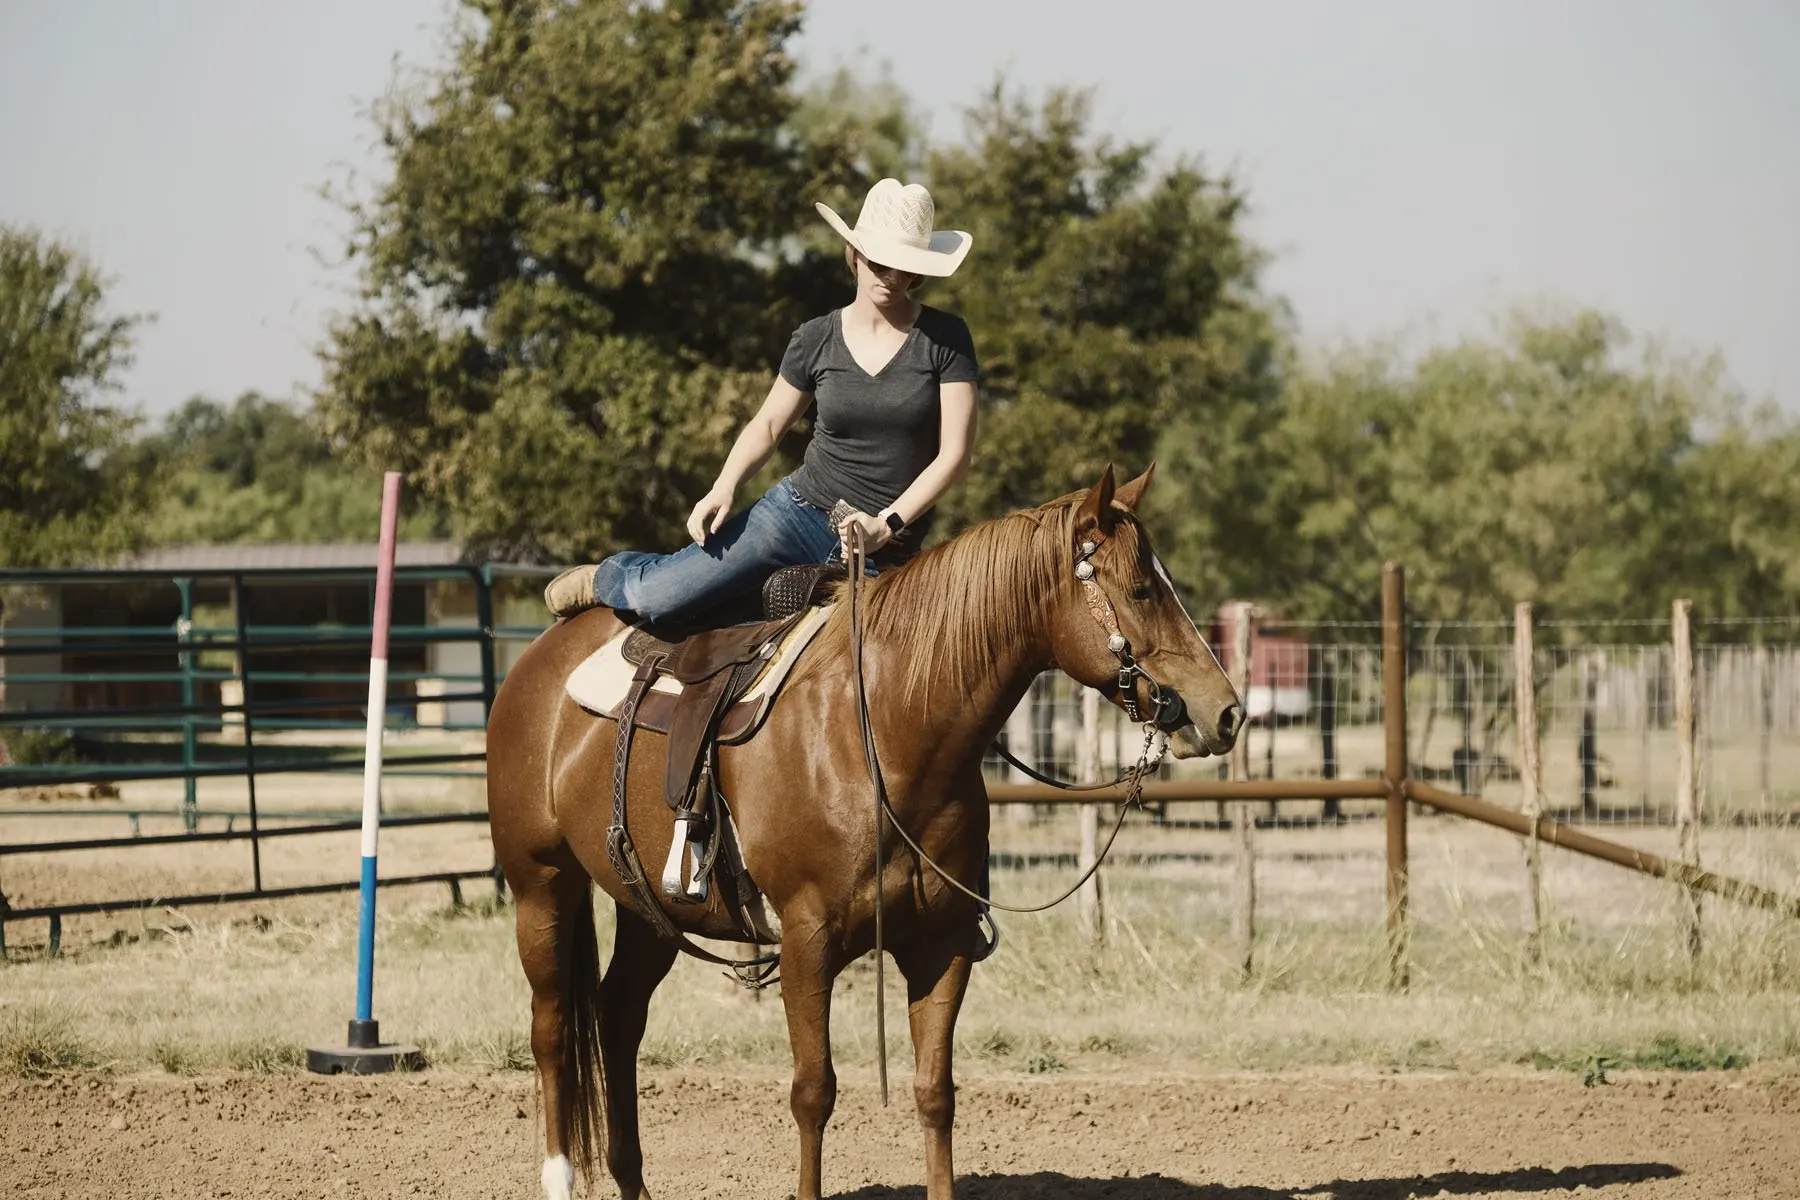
[2,0,1796,420]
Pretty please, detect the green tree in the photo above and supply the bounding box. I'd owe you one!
[128,393,446,545]
[1218,308,1787,624]
[0,225,147,567]
[1672,400,1800,622]
[319,0,892,562]
[920,84,1283,538]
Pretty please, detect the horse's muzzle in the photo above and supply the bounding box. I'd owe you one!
[1168,699,1242,759]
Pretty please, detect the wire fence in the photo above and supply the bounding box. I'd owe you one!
[983,617,1800,828]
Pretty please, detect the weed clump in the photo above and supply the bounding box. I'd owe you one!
[225,1039,304,1073]
[0,1006,98,1077]
[1529,1033,1750,1084]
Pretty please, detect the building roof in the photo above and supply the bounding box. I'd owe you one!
[120,541,467,572]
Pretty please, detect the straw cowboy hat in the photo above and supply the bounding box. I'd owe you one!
[815,178,972,278]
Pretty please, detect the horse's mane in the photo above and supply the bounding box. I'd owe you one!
[796,492,1139,704]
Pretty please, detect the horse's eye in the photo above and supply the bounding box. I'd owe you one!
[1130,583,1155,603]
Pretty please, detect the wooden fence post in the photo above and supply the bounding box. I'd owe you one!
[1004,690,1034,824]
[1230,601,1256,980]
[1674,598,1702,959]
[1382,563,1410,991]
[1077,686,1104,945]
[1758,644,1773,811]
[1514,602,1545,961]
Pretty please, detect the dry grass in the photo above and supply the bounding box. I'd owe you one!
[3,819,1798,1081]
[0,1004,102,1077]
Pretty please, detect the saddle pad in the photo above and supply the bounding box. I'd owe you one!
[564,604,835,744]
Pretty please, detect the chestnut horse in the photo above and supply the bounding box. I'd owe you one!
[487,465,1243,1200]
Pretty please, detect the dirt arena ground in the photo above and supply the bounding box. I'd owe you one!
[5,1066,1798,1199]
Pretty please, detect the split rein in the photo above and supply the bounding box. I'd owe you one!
[845,525,1168,1104]
[844,526,1170,920]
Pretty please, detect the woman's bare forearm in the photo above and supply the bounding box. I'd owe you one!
[711,378,812,495]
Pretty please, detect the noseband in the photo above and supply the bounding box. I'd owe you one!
[1074,534,1187,731]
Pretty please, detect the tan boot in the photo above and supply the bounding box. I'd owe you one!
[544,564,599,618]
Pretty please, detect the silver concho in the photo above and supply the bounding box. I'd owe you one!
[1107,633,1128,654]
[1079,540,1097,557]
[1074,560,1095,581]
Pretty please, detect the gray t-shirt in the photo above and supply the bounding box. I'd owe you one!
[780,305,979,558]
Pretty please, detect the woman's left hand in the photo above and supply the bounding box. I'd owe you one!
[836,509,893,554]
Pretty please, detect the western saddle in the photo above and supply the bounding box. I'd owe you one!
[603,562,845,944]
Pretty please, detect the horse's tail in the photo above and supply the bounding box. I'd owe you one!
[564,884,607,1180]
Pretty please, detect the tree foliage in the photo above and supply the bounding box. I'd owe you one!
[318,1,1280,565]
[127,393,445,546]
[0,225,147,568]
[319,0,894,562]
[1194,308,1800,624]
[918,85,1283,536]
[310,0,1798,623]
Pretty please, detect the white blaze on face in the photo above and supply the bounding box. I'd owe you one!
[1150,552,1235,697]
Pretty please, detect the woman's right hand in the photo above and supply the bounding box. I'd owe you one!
[687,487,734,546]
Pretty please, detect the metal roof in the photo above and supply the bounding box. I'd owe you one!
[119,541,467,572]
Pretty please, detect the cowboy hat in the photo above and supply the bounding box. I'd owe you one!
[814,178,972,278]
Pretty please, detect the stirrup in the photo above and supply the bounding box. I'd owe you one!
[971,910,1000,964]
[660,817,710,904]
[544,564,599,618]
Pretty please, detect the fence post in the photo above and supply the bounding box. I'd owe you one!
[1004,691,1034,824]
[1319,649,1340,821]
[1673,598,1702,959]
[175,577,198,834]
[1579,652,1600,817]
[231,575,263,893]
[1230,602,1256,980]
[1382,563,1410,991]
[1514,601,1545,960]
[1077,687,1103,945]
[1758,643,1773,810]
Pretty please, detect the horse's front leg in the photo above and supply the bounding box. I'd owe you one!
[600,905,678,1200]
[779,916,841,1200]
[895,933,975,1200]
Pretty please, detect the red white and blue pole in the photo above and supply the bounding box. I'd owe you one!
[307,471,418,1074]
[353,470,401,1033]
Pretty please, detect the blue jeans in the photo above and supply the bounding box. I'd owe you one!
[593,477,865,624]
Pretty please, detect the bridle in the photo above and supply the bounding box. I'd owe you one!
[1073,528,1190,732]
[845,516,1183,1103]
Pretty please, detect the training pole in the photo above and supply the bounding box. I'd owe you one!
[307,471,421,1074]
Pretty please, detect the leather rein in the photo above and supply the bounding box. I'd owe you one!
[845,519,1178,1103]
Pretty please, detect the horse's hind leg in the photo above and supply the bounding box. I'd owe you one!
[896,936,975,1200]
[598,905,678,1200]
[511,856,604,1200]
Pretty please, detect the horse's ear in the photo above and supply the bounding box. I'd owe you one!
[1075,464,1118,537]
[1113,462,1157,513]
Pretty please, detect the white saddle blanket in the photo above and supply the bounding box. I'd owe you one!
[563,605,835,741]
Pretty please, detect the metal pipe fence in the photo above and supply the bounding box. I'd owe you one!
[0,560,558,951]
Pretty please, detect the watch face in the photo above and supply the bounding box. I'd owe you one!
[885,511,904,533]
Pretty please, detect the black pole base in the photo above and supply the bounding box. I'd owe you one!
[305,1019,424,1075]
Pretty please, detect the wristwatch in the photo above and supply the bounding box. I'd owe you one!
[881,509,905,534]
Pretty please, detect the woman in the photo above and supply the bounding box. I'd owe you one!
[544,178,980,623]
